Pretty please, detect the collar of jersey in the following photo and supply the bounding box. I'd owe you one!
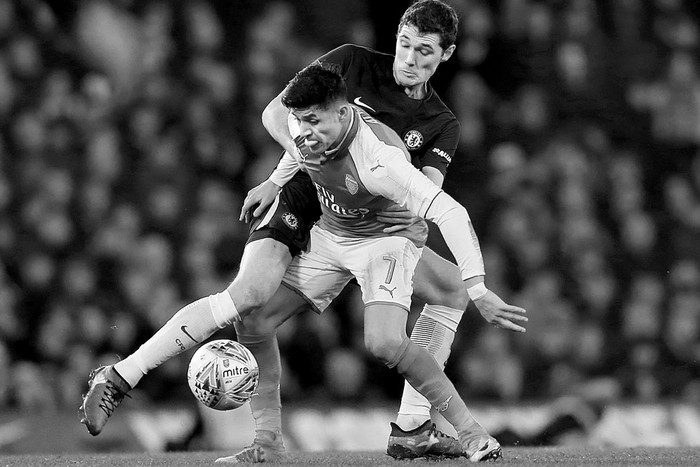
[397,80,434,101]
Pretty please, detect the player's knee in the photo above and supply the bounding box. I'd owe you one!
[226,281,276,318]
[237,311,276,336]
[442,283,469,310]
[364,332,405,365]
[417,278,468,310]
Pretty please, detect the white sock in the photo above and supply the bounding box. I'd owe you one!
[114,292,240,388]
[395,304,460,431]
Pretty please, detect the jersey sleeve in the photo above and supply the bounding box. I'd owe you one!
[268,115,304,186]
[269,151,300,187]
[362,146,443,219]
[312,44,355,76]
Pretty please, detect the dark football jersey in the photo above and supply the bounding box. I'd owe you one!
[315,44,460,177]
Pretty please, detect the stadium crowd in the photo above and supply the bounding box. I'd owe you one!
[1,0,699,414]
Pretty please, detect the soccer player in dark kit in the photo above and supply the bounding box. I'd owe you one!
[80,1,526,462]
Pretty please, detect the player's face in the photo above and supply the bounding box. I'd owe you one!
[291,103,347,154]
[393,25,455,90]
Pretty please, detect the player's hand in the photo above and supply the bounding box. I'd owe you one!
[472,290,527,333]
[239,180,281,222]
[377,205,420,233]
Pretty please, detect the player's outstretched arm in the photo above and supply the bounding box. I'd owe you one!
[471,289,527,333]
[395,175,527,332]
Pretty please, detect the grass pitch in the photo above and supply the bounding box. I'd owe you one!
[0,447,699,466]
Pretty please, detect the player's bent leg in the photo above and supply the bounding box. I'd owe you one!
[115,237,291,386]
[391,308,462,458]
[218,287,307,464]
[364,304,499,461]
[237,286,308,407]
[363,304,460,459]
[391,338,501,461]
[225,238,293,321]
[79,239,293,436]
[393,248,470,456]
[80,293,226,435]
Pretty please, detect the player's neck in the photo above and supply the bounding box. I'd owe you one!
[403,81,429,100]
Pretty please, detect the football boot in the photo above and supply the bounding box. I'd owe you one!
[79,365,131,436]
[215,430,288,463]
[387,420,463,459]
[463,433,502,462]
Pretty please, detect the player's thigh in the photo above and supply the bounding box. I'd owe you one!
[227,238,292,312]
[412,247,468,310]
[282,226,354,313]
[363,302,410,361]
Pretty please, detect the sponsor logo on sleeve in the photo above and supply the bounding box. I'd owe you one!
[432,148,452,163]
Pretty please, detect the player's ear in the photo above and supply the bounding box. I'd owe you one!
[338,103,350,120]
[440,44,456,62]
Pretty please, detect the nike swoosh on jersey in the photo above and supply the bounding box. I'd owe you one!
[353,96,376,113]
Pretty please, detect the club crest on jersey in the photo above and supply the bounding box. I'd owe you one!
[282,212,299,230]
[404,130,424,150]
[345,174,359,195]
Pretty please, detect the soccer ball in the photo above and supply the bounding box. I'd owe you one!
[187,339,259,410]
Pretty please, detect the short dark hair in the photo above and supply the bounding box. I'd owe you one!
[398,0,459,50]
[281,64,347,110]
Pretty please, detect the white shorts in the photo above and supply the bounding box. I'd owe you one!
[282,225,422,313]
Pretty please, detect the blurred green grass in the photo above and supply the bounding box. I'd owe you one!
[1,447,699,466]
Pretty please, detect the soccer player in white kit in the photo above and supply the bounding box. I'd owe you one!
[223,63,503,462]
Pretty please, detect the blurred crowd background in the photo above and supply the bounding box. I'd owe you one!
[1,0,700,417]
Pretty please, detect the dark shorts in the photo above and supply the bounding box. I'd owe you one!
[246,171,321,257]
